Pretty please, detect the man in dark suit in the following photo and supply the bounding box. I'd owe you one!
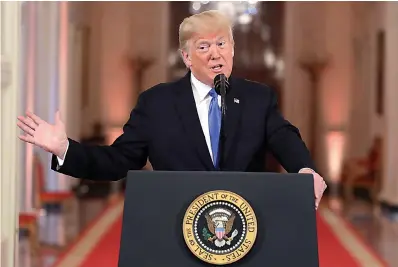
[17,10,327,208]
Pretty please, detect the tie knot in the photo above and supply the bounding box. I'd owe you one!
[209,88,218,98]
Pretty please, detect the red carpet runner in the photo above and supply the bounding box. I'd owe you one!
[316,213,361,267]
[79,217,122,267]
[73,211,386,267]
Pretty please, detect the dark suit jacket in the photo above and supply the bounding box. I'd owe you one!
[52,71,315,180]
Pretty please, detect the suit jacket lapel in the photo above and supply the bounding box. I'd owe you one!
[222,76,242,165]
[174,72,215,170]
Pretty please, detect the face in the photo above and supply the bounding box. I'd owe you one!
[181,30,234,87]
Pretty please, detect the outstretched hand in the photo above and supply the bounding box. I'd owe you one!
[17,111,68,159]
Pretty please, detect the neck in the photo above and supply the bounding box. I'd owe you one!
[190,71,213,88]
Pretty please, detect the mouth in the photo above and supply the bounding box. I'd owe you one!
[210,64,223,72]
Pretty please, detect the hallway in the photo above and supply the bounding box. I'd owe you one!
[2,1,398,266]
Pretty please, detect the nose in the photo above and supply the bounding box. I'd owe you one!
[210,44,221,60]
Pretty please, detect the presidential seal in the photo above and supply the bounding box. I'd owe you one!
[182,190,257,265]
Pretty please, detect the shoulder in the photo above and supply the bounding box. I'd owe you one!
[136,78,181,105]
[232,77,277,100]
[140,80,177,98]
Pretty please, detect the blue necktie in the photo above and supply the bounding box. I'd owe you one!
[208,88,221,168]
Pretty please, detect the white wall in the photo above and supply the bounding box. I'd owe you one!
[347,2,374,159]
[379,2,398,205]
[347,2,385,160]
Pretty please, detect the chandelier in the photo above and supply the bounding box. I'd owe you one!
[189,1,260,26]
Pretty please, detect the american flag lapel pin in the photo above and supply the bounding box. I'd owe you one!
[234,98,240,104]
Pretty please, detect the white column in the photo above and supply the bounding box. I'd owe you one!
[1,2,22,266]
[379,2,398,206]
[20,2,38,213]
[283,2,323,146]
[65,5,85,188]
[34,2,71,192]
[79,2,102,137]
[99,2,135,141]
[57,1,72,191]
[319,2,353,183]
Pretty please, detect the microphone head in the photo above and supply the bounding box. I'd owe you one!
[214,74,229,96]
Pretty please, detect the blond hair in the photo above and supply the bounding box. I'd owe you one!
[179,10,234,52]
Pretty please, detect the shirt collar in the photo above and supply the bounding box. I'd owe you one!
[190,72,212,103]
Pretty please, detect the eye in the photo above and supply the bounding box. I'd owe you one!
[217,41,226,47]
[197,44,209,52]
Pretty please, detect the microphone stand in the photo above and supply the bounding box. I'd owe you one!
[218,88,227,171]
[214,74,229,171]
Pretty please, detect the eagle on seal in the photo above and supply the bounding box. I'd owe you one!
[204,208,239,247]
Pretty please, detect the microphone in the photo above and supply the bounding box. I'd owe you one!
[213,74,229,171]
[214,73,229,116]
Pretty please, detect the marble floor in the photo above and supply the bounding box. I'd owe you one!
[339,199,398,267]
[17,194,398,267]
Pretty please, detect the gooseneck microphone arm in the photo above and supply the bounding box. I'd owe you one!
[214,74,229,171]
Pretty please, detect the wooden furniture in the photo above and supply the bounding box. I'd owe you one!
[19,153,75,252]
[32,153,74,210]
[341,137,382,203]
[18,213,39,255]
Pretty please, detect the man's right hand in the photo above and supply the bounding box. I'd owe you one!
[17,111,68,159]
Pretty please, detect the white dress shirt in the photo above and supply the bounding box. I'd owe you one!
[57,72,220,166]
[190,73,221,162]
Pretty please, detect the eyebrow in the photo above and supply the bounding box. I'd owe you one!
[195,37,227,45]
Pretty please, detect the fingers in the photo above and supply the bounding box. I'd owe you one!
[17,120,35,136]
[26,111,44,125]
[315,190,322,209]
[314,177,327,210]
[312,172,327,204]
[298,168,313,174]
[18,135,35,144]
[315,183,326,199]
[17,116,37,130]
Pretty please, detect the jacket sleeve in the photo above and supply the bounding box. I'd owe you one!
[51,93,150,181]
[264,89,317,173]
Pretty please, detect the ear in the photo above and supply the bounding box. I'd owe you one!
[180,49,192,68]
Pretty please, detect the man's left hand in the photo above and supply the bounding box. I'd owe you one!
[299,168,327,210]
